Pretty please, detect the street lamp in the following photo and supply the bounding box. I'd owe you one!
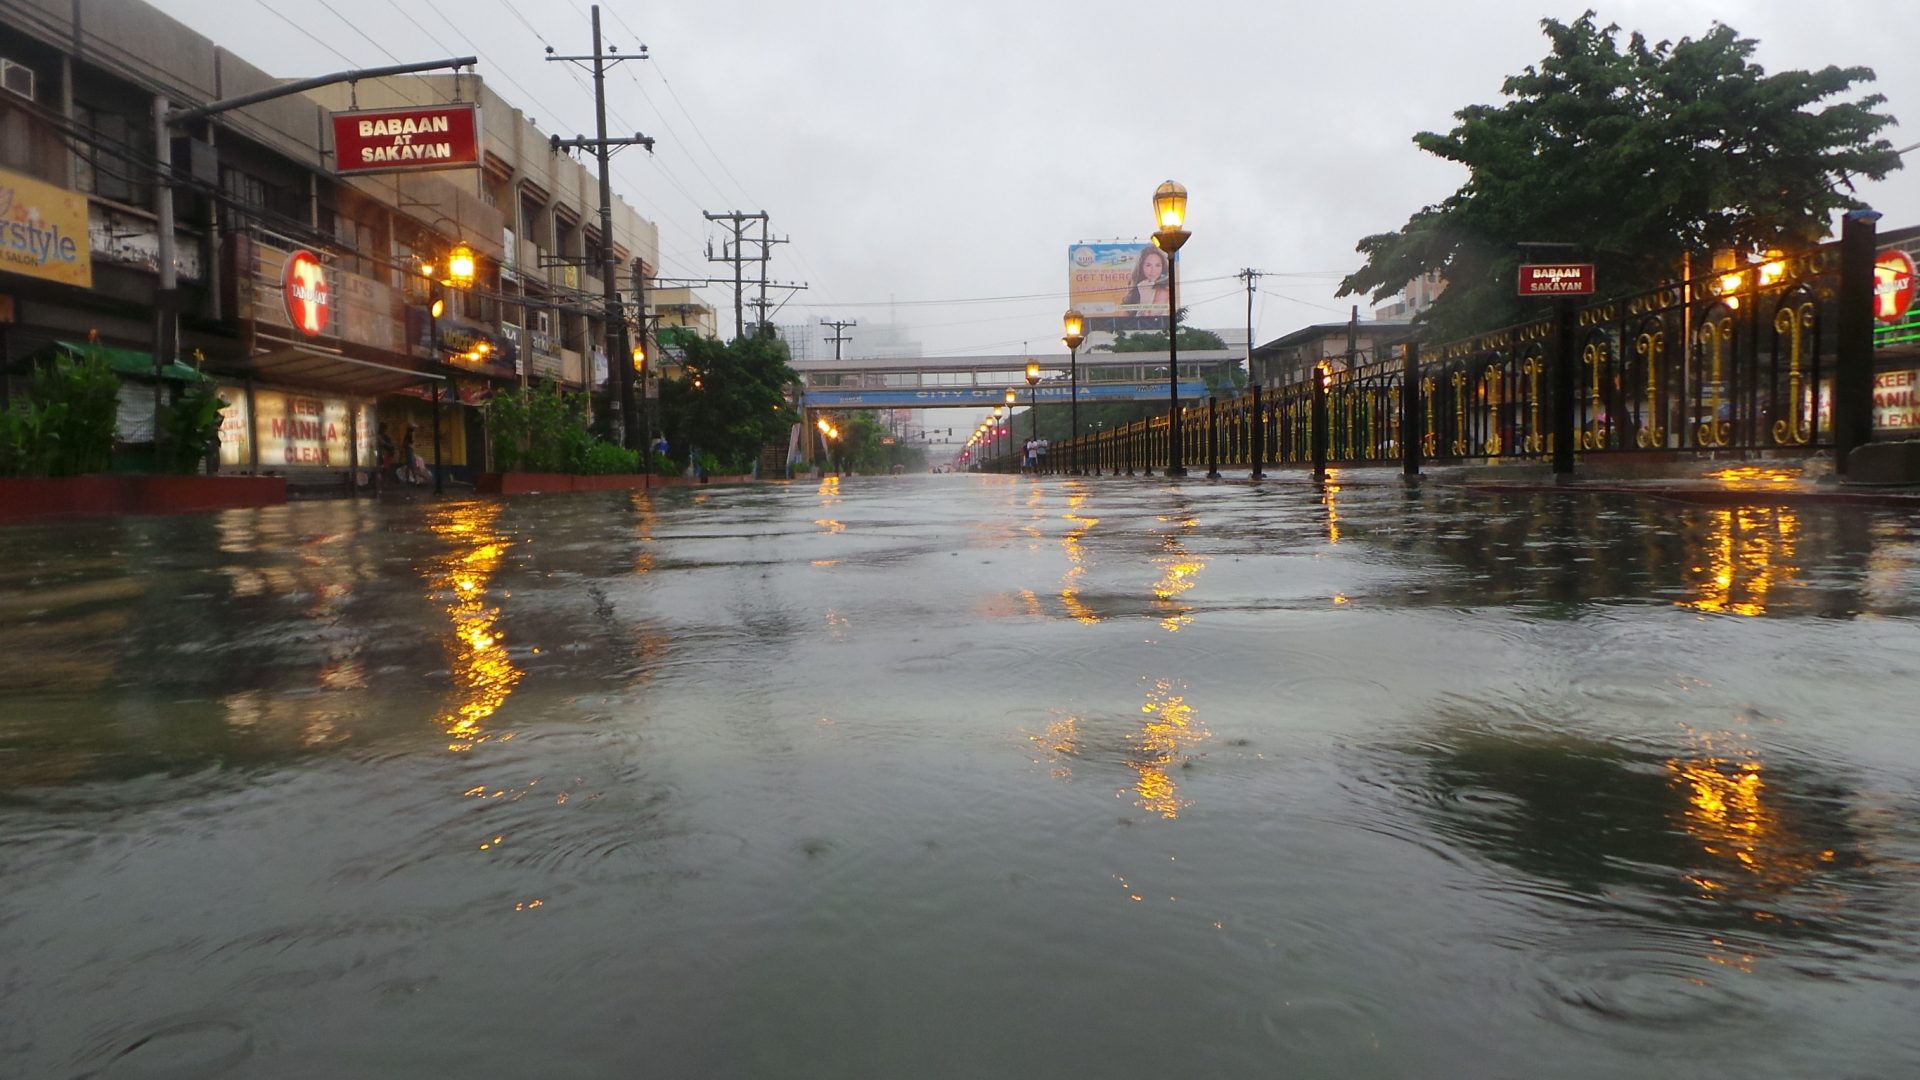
[1151,180,1190,477]
[427,295,446,494]
[1024,360,1041,467]
[1062,309,1085,474]
[446,242,477,288]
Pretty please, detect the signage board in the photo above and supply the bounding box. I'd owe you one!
[0,166,92,288]
[1518,263,1595,296]
[283,249,332,335]
[1068,241,1169,317]
[1876,369,1920,430]
[252,388,375,468]
[1875,249,1915,323]
[331,103,481,175]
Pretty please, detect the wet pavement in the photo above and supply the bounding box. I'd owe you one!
[3,471,1919,1078]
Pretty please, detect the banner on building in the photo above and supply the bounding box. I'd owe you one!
[331,104,481,175]
[1068,241,1167,317]
[0,166,92,288]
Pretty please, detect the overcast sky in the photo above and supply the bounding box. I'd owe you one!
[150,0,1920,361]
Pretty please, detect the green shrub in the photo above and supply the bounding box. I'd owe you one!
[487,382,598,473]
[581,439,639,475]
[0,400,64,477]
[0,348,119,477]
[36,349,119,476]
[159,385,226,474]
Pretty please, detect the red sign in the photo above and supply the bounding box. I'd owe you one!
[283,249,331,336]
[1875,250,1915,322]
[331,104,481,175]
[1518,263,1595,296]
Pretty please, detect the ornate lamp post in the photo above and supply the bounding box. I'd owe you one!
[1024,360,1041,469]
[1062,309,1084,474]
[1151,180,1190,477]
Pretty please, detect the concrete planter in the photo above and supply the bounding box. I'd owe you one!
[0,474,288,524]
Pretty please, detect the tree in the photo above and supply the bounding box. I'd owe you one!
[658,332,799,472]
[1092,309,1227,354]
[829,411,929,474]
[1338,11,1902,340]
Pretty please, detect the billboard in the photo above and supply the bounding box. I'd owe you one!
[331,104,481,175]
[1068,241,1170,318]
[0,166,91,288]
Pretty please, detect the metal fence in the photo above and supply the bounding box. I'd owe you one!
[1031,221,1887,478]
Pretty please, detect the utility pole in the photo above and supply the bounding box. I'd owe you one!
[1237,267,1263,384]
[751,218,789,334]
[705,210,768,339]
[547,6,652,449]
[822,318,856,362]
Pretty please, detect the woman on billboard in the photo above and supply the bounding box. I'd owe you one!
[1124,244,1171,310]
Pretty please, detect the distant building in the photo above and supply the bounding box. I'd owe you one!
[1372,271,1446,321]
[1250,318,1416,388]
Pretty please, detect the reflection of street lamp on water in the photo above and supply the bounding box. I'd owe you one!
[1151,180,1190,477]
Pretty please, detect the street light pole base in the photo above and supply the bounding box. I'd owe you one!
[1165,466,1188,478]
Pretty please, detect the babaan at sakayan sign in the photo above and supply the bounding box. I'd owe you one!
[0,166,92,288]
[1517,263,1595,296]
[331,104,481,175]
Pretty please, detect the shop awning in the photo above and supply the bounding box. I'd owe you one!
[225,344,444,396]
[45,341,215,383]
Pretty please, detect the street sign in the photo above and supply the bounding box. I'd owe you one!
[331,104,481,175]
[1518,263,1595,297]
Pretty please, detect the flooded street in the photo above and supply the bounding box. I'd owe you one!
[4,473,1919,1078]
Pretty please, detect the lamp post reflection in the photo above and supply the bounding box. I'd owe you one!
[426,502,522,751]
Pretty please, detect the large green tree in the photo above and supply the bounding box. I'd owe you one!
[1339,12,1902,340]
[657,332,799,472]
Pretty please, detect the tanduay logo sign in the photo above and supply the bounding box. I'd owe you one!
[1876,250,1915,322]
[282,249,331,335]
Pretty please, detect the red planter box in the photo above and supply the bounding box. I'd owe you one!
[0,475,288,524]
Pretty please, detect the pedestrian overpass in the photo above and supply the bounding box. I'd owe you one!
[794,349,1242,410]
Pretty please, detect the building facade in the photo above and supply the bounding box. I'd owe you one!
[1,0,659,485]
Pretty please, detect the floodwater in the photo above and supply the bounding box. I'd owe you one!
[3,471,1918,1079]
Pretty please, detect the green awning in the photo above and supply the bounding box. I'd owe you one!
[47,341,215,383]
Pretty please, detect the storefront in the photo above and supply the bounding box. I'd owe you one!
[216,230,436,481]
[1875,228,1920,436]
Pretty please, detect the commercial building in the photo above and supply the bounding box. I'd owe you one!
[1,0,659,486]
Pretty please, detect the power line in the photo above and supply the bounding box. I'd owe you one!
[251,0,355,67]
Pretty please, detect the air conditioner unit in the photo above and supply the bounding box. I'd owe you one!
[0,58,35,101]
